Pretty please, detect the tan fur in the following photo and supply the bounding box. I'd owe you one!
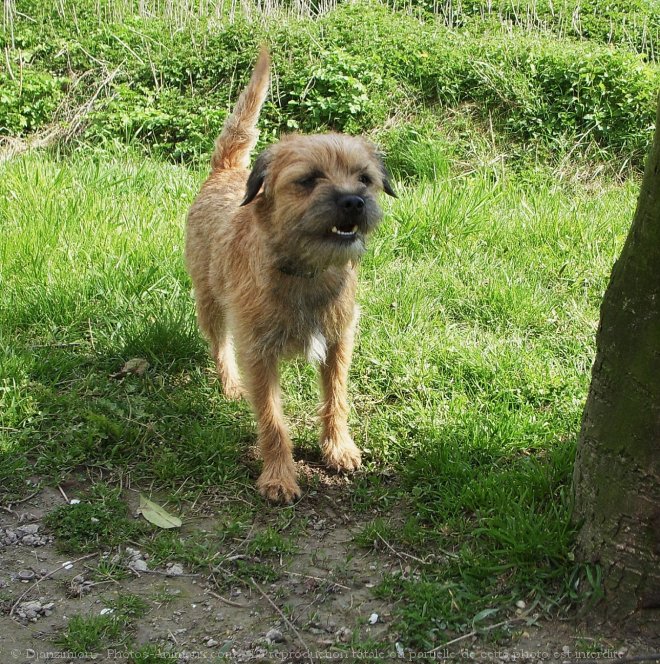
[185,48,393,503]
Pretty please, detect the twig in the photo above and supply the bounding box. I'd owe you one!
[250,576,313,661]
[1,489,42,513]
[282,570,351,590]
[376,533,437,564]
[428,608,537,652]
[5,489,40,508]
[206,589,249,608]
[57,485,70,503]
[140,568,200,578]
[9,552,99,616]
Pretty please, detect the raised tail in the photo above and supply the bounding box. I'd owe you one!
[211,46,270,172]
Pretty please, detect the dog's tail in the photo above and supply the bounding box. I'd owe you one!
[211,47,270,172]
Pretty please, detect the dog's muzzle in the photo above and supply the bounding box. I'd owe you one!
[330,195,366,239]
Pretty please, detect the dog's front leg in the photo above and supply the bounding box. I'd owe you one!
[319,326,362,473]
[243,355,301,503]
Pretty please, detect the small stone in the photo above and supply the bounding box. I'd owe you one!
[42,602,55,611]
[18,570,35,581]
[131,559,148,572]
[167,564,184,577]
[17,524,40,536]
[206,638,219,647]
[368,613,379,624]
[336,627,352,643]
[266,628,284,643]
[515,600,526,609]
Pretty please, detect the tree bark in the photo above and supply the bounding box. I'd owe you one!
[573,96,660,626]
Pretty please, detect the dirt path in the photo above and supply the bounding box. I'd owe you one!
[1,484,658,663]
[0,482,399,662]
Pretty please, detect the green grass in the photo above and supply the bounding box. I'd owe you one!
[55,594,149,654]
[0,144,635,647]
[44,486,144,553]
[56,613,129,652]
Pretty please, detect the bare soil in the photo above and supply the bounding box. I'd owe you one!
[1,480,658,664]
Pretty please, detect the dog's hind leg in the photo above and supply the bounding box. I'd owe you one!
[195,295,244,400]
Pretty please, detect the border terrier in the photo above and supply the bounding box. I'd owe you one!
[185,47,395,503]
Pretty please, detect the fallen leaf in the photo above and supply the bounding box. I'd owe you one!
[137,495,182,529]
[110,358,149,379]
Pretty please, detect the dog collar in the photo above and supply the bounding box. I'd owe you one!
[277,260,324,279]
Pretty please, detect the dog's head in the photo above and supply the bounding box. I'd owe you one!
[240,133,395,270]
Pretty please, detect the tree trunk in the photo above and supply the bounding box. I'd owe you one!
[573,96,660,626]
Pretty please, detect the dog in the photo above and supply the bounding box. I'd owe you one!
[185,47,395,503]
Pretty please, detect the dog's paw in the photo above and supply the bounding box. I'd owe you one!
[222,380,245,401]
[322,435,362,473]
[257,465,301,504]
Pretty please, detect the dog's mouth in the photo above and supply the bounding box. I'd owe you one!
[328,222,360,241]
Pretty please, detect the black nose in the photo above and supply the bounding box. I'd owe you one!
[337,195,365,213]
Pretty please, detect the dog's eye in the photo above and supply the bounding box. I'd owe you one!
[297,174,320,188]
[359,173,372,186]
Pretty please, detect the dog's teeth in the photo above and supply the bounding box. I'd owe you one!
[331,225,358,237]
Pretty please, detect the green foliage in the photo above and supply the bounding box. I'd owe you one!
[85,84,229,161]
[3,1,657,166]
[247,527,296,556]
[460,36,658,157]
[44,484,144,552]
[56,614,128,652]
[402,0,660,60]
[283,48,394,132]
[0,70,66,134]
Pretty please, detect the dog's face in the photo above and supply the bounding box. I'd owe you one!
[241,133,395,269]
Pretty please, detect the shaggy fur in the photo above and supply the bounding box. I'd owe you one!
[185,47,395,503]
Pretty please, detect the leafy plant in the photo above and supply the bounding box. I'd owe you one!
[0,70,66,134]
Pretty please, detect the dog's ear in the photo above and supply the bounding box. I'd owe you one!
[375,152,397,198]
[381,170,397,198]
[241,149,271,206]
